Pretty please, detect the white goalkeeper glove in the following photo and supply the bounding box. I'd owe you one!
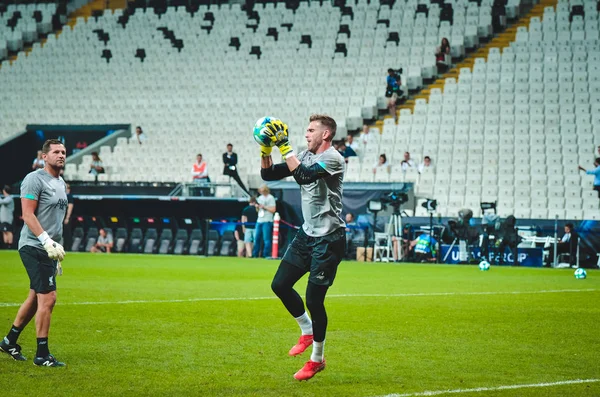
[37,232,65,261]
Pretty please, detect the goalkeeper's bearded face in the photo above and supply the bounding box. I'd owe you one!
[305,121,332,153]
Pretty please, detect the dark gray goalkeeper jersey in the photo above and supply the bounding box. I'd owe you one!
[296,147,346,237]
[19,169,68,251]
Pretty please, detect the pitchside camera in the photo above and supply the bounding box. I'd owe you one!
[422,199,437,212]
[380,191,408,207]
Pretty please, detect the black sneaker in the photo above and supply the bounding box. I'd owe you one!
[33,354,65,367]
[0,338,27,361]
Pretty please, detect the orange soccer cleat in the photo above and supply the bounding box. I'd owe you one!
[288,335,314,356]
[293,359,326,381]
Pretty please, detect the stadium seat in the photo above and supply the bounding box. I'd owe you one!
[206,230,220,256]
[114,227,128,253]
[157,229,173,254]
[172,229,188,255]
[84,227,99,252]
[129,228,143,253]
[71,227,84,252]
[143,228,158,254]
[188,228,204,255]
[219,230,235,256]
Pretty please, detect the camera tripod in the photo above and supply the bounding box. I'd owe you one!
[386,210,403,261]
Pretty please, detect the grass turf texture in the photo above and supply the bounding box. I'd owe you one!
[0,251,599,397]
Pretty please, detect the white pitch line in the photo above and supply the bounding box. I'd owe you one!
[375,378,600,397]
[0,288,596,308]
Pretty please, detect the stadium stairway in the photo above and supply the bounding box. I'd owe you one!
[381,0,559,129]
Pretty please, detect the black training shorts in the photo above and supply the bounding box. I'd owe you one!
[19,245,57,293]
[281,227,346,287]
[0,222,12,233]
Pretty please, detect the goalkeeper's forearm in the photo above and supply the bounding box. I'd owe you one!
[261,162,292,181]
[22,212,45,237]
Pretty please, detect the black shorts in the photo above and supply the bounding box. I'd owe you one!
[281,227,345,287]
[0,222,11,232]
[19,245,57,293]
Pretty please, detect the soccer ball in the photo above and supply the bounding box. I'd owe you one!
[253,116,279,147]
[478,260,491,271]
[574,268,587,279]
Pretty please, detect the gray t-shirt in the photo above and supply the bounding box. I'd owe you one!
[257,194,276,223]
[0,196,14,224]
[19,169,68,250]
[97,234,113,245]
[297,147,346,237]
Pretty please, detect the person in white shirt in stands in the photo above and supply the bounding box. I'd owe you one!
[359,124,373,146]
[373,154,390,175]
[191,154,210,183]
[346,134,359,152]
[400,152,415,172]
[32,150,45,170]
[418,156,433,174]
[134,126,147,145]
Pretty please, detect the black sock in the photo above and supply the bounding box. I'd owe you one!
[5,324,22,345]
[36,338,49,358]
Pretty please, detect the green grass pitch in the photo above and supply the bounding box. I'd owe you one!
[1,251,599,397]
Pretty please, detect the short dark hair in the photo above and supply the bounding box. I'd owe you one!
[595,157,600,164]
[249,196,257,204]
[424,156,431,161]
[42,139,65,154]
[309,114,337,140]
[197,153,202,157]
[3,185,11,194]
[565,223,574,230]
[388,68,394,73]
[380,154,387,163]
[227,143,233,147]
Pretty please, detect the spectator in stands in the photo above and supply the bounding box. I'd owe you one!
[241,196,258,258]
[32,150,45,170]
[418,156,433,174]
[89,152,105,176]
[338,142,357,163]
[386,68,401,121]
[90,228,113,253]
[544,223,578,267]
[0,185,14,249]
[401,151,415,172]
[373,154,390,175]
[222,143,249,194]
[234,221,245,258]
[63,183,74,251]
[360,124,373,146]
[346,134,359,152]
[192,154,210,182]
[134,126,147,145]
[579,159,600,198]
[436,37,451,71]
[252,185,276,258]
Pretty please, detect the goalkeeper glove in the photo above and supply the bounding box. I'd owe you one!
[37,231,65,261]
[260,144,272,158]
[266,120,294,159]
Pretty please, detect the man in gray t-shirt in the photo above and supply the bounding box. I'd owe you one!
[1,139,67,367]
[0,185,15,248]
[260,114,345,381]
[91,228,114,253]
